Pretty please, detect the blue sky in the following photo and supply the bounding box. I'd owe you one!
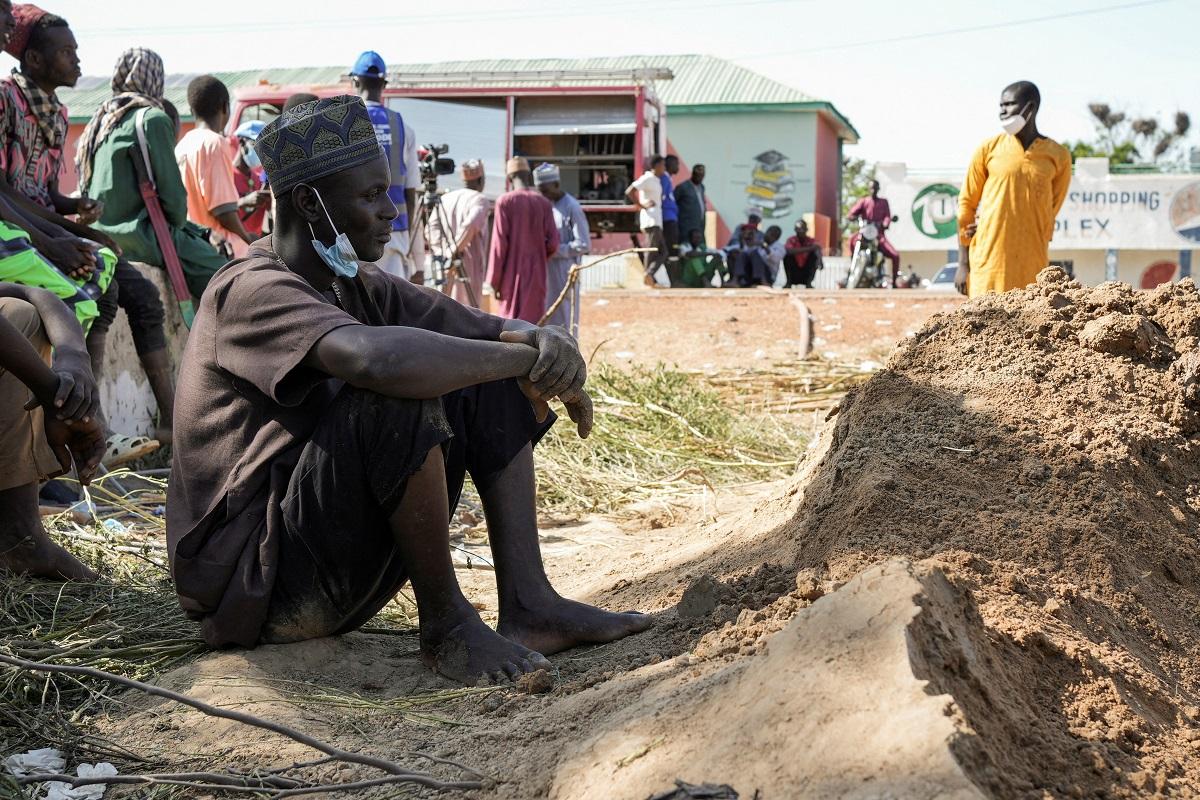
[52,0,1196,169]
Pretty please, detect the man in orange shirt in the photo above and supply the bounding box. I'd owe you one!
[956,81,1071,297]
[175,75,254,260]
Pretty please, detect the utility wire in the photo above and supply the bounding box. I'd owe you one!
[78,0,809,38]
[741,0,1171,60]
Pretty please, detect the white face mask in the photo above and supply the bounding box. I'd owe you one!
[1000,103,1030,135]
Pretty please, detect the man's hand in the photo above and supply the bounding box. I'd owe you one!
[515,376,551,424]
[499,325,585,402]
[561,387,593,439]
[954,263,970,296]
[964,221,978,239]
[38,351,100,423]
[43,415,106,485]
[42,237,97,273]
[238,192,261,211]
[410,271,425,286]
[76,197,103,225]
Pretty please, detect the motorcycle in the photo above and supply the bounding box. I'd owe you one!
[845,215,898,289]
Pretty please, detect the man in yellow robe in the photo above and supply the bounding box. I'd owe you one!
[956,81,1071,298]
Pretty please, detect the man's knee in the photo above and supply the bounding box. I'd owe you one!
[321,386,451,467]
[116,264,166,324]
[92,280,119,335]
[0,297,41,338]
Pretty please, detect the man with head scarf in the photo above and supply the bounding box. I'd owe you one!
[426,157,489,308]
[167,96,650,683]
[535,161,590,334]
[0,2,119,334]
[78,47,226,447]
[485,157,558,322]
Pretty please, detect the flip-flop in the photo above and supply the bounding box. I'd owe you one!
[101,434,160,469]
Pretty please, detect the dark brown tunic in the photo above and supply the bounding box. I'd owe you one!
[167,237,503,647]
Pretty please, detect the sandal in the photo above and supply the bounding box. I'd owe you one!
[102,434,160,469]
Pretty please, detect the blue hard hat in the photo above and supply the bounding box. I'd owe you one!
[235,120,266,141]
[349,50,387,78]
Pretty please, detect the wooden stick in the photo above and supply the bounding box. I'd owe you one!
[538,247,655,328]
[0,653,481,792]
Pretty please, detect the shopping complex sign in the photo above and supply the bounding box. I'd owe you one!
[911,183,960,239]
[883,172,1200,251]
[1169,181,1200,243]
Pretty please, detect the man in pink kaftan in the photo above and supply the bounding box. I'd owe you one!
[485,157,558,323]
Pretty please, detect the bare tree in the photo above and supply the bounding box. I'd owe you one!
[1068,104,1192,169]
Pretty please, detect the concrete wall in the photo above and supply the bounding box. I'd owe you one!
[888,246,1196,289]
[667,109,819,240]
[813,114,842,240]
[99,263,189,438]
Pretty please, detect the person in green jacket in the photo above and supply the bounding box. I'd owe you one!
[76,47,223,301]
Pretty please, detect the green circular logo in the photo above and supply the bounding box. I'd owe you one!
[911,183,960,239]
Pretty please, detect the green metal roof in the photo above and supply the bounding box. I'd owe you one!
[59,54,858,141]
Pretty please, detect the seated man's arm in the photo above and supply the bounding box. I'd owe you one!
[0,311,58,406]
[0,309,105,481]
[0,174,119,254]
[0,283,99,423]
[497,318,592,438]
[303,324,539,402]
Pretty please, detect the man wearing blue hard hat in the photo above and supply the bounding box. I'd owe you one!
[350,50,423,284]
[233,119,270,238]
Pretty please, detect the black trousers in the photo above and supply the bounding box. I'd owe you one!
[93,259,167,356]
[663,220,680,258]
[784,254,819,288]
[640,226,668,279]
[260,379,554,643]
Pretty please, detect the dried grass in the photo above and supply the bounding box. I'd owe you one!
[533,360,864,515]
[0,360,868,797]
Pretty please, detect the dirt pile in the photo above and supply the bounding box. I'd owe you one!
[86,269,1200,799]
[759,268,1200,797]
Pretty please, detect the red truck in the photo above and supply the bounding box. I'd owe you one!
[230,68,671,237]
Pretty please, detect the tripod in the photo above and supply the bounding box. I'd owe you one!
[407,176,479,308]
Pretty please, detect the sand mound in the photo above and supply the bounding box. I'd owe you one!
[757,268,1200,797]
[87,270,1200,798]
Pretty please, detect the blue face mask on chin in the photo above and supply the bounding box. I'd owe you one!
[302,185,360,278]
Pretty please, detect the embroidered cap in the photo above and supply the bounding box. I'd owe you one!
[461,158,485,181]
[533,162,560,186]
[253,95,382,196]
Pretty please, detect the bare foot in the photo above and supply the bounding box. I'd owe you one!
[499,593,653,656]
[0,531,97,582]
[421,612,553,685]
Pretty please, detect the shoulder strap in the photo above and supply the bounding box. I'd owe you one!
[386,109,404,185]
[133,107,156,188]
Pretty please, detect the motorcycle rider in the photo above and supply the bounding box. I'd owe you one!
[847,180,900,285]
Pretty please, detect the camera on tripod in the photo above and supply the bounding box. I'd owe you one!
[419,143,455,182]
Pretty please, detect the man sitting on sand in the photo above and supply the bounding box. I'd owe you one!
[0,281,105,581]
[166,96,651,684]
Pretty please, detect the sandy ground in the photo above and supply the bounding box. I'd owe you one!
[578,288,964,369]
[85,289,975,799]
